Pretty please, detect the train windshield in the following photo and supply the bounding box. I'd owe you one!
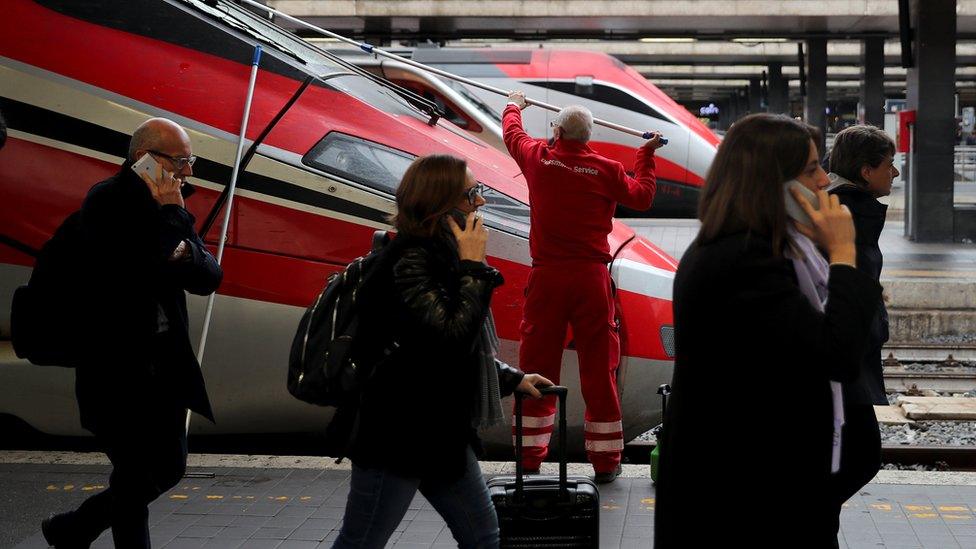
[524,80,668,122]
[445,80,502,123]
[303,133,529,237]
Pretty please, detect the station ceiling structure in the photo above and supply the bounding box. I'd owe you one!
[265,0,976,102]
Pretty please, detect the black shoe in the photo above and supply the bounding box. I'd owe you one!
[593,464,622,484]
[41,515,86,549]
[41,516,58,547]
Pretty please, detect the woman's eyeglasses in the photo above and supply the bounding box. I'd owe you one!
[464,183,485,205]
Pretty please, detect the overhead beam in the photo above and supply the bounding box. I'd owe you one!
[268,0,976,40]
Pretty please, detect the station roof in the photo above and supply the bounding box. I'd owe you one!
[271,0,976,102]
[270,0,976,40]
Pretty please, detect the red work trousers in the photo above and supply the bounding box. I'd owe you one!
[514,263,622,473]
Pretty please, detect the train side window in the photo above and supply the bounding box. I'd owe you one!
[303,132,416,193]
[523,80,667,122]
[303,132,530,236]
[481,187,530,238]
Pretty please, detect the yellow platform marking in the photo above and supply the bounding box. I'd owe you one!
[943,514,972,520]
[271,496,289,501]
[939,506,970,513]
[905,505,933,512]
[300,496,312,501]
[911,513,938,519]
[62,485,74,491]
[81,485,105,491]
[206,495,223,500]
[870,503,892,512]
[602,504,621,510]
[169,495,189,500]
[46,485,58,491]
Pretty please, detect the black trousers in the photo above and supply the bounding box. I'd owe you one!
[49,404,187,548]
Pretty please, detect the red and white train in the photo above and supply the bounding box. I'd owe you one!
[344,46,720,217]
[0,0,677,451]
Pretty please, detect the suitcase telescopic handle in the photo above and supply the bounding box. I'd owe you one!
[515,385,569,496]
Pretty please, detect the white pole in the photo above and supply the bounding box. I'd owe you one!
[188,45,262,433]
[236,0,665,143]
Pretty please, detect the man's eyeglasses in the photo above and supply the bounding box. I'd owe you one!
[149,150,197,171]
[464,183,485,205]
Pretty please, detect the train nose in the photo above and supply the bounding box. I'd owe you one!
[610,233,677,440]
[610,234,677,361]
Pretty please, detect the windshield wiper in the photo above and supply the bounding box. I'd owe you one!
[177,0,307,65]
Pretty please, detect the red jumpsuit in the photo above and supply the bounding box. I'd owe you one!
[502,105,657,473]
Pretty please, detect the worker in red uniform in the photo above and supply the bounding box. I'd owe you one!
[504,91,663,483]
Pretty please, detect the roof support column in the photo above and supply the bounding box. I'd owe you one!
[748,77,763,113]
[860,37,885,127]
[767,61,788,114]
[804,37,828,154]
[905,0,957,242]
[719,96,734,130]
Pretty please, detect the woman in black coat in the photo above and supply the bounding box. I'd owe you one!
[826,125,899,521]
[653,114,882,548]
[332,155,550,549]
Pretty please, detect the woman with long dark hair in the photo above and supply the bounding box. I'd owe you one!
[654,114,882,547]
[332,154,550,549]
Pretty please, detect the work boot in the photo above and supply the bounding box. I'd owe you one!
[593,464,622,484]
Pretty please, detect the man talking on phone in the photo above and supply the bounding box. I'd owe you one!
[41,118,222,548]
[503,91,663,483]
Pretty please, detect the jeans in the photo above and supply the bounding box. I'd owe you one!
[333,445,499,549]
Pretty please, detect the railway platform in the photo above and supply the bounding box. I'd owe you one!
[5,452,976,548]
[628,183,976,282]
[629,182,976,359]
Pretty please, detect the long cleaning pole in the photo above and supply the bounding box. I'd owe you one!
[189,45,262,432]
[237,0,664,143]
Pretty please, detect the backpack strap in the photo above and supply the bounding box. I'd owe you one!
[371,230,390,252]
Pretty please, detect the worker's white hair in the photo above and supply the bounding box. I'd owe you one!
[553,105,593,142]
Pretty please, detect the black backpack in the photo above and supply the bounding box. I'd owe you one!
[287,230,393,407]
[11,211,87,367]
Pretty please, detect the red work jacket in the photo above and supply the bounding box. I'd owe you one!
[502,105,657,266]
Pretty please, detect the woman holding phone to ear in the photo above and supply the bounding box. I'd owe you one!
[654,114,882,548]
[331,154,551,549]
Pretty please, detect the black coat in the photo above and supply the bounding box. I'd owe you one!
[654,231,881,548]
[74,165,222,433]
[346,234,524,480]
[825,183,889,511]
[829,183,889,406]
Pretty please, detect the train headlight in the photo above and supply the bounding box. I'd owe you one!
[660,325,675,358]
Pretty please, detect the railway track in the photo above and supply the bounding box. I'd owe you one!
[883,342,976,363]
[883,343,976,393]
[880,445,976,471]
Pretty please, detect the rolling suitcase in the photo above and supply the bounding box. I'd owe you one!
[488,385,600,548]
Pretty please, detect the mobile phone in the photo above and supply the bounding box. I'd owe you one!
[783,179,820,227]
[444,207,470,228]
[131,152,170,182]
